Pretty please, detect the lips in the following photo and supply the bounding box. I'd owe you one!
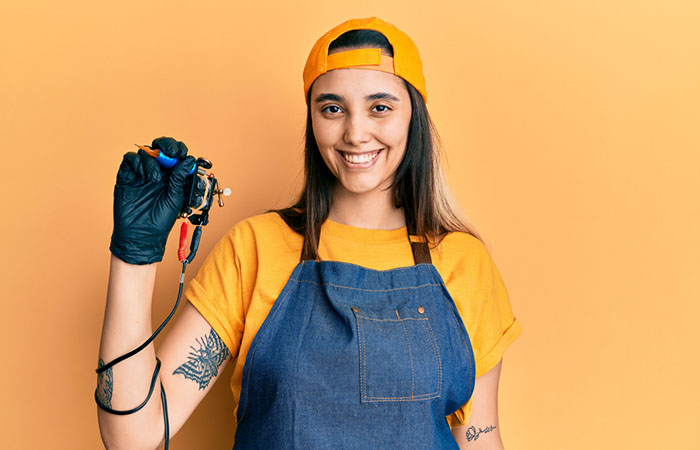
[340,150,381,164]
[336,149,383,166]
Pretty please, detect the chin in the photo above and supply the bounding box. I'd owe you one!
[337,179,390,197]
[339,185,372,195]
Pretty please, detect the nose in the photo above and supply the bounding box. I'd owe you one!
[343,111,372,146]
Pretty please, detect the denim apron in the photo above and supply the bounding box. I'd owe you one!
[233,227,476,449]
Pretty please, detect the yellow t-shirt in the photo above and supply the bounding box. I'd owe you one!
[185,212,522,428]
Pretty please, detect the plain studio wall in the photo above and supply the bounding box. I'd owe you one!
[1,1,698,448]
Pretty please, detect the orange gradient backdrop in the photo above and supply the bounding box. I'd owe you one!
[1,1,698,449]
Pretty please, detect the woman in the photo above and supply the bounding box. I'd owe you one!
[98,17,522,449]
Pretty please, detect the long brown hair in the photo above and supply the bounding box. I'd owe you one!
[270,30,483,260]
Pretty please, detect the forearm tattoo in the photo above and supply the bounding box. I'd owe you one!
[96,358,113,408]
[466,425,497,442]
[173,328,230,390]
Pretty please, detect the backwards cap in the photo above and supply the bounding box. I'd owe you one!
[303,17,427,104]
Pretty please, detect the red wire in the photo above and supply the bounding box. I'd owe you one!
[178,221,188,261]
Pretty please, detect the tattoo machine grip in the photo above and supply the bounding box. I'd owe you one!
[137,145,196,175]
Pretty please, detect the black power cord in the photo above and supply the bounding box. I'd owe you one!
[96,225,202,450]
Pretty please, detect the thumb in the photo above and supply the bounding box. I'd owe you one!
[166,156,196,200]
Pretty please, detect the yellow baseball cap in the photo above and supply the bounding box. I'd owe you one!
[303,17,427,104]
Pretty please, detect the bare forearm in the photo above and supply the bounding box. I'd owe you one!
[97,255,164,450]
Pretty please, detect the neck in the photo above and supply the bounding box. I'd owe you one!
[328,184,406,230]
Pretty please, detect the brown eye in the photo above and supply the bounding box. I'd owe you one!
[373,105,390,113]
[322,105,342,114]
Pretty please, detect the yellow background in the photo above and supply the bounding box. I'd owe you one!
[1,0,698,449]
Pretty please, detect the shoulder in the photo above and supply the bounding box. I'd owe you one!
[222,211,295,240]
[434,231,493,270]
[430,231,500,301]
[221,211,302,257]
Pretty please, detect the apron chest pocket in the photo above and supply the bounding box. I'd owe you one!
[352,305,442,403]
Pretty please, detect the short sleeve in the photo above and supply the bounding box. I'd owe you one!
[184,224,248,358]
[471,253,522,378]
[444,238,522,427]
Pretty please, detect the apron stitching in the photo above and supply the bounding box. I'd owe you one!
[295,279,441,292]
[362,316,367,401]
[357,314,366,401]
[363,393,439,401]
[424,318,443,397]
[355,316,428,322]
[397,310,416,399]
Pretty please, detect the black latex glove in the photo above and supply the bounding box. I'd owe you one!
[109,137,195,265]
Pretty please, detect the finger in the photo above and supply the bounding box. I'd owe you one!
[166,155,195,201]
[175,140,188,159]
[151,136,170,150]
[152,136,179,158]
[116,151,142,185]
[138,149,162,183]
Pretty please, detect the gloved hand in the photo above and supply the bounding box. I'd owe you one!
[109,137,195,265]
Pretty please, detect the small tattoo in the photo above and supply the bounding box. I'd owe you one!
[96,358,113,408]
[466,425,497,442]
[173,328,229,390]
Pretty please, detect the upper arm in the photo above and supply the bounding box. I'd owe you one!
[451,358,505,449]
[156,300,233,442]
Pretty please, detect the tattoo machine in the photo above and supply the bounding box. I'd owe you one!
[95,145,230,450]
[138,144,231,263]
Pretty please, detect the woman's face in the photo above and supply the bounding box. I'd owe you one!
[310,67,412,199]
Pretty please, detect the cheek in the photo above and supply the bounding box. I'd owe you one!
[312,116,338,149]
[382,117,411,149]
[311,120,338,170]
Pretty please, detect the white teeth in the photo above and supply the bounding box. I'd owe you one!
[342,150,379,163]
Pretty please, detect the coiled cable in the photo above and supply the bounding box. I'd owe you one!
[96,225,201,450]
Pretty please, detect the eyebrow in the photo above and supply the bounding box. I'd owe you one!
[313,92,401,103]
[366,92,401,102]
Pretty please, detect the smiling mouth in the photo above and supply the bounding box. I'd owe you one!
[337,149,382,164]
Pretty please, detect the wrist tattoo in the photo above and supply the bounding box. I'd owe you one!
[466,425,497,441]
[96,358,113,408]
[173,328,230,390]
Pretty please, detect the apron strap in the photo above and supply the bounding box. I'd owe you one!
[299,219,432,265]
[409,239,432,265]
